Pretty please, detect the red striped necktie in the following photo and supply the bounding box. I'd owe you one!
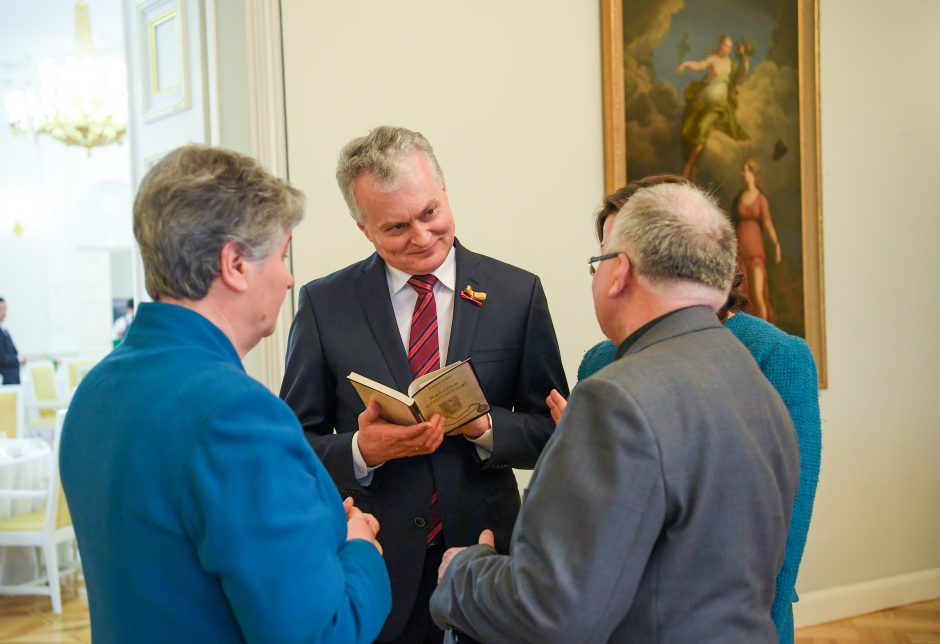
[407,274,443,546]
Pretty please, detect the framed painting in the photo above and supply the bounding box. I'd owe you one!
[601,0,826,385]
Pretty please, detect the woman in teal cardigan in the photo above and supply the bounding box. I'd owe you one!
[556,176,821,644]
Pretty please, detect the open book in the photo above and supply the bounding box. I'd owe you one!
[348,359,490,433]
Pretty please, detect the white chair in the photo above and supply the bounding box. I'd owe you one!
[0,409,78,613]
[0,385,25,438]
[23,361,68,437]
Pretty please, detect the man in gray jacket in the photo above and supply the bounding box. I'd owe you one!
[431,176,799,643]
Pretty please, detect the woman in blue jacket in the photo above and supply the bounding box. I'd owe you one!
[60,145,415,643]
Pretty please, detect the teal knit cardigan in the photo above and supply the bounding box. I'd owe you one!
[577,312,821,644]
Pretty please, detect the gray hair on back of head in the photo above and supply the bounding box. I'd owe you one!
[133,144,305,301]
[336,126,445,223]
[609,182,736,294]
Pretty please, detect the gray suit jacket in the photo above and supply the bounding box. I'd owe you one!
[430,306,799,643]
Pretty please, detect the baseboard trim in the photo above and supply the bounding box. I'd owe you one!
[794,566,940,627]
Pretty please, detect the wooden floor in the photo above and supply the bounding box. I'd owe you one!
[0,582,937,643]
[0,579,89,643]
[795,598,940,643]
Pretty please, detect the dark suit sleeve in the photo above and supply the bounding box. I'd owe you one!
[488,277,568,469]
[0,331,18,369]
[430,376,663,642]
[280,285,361,491]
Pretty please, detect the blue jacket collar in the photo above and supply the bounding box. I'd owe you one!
[122,301,243,368]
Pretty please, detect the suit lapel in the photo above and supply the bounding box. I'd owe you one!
[355,254,413,391]
[447,242,485,364]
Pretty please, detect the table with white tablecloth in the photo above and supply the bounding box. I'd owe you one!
[0,438,52,585]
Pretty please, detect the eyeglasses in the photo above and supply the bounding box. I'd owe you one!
[588,252,622,276]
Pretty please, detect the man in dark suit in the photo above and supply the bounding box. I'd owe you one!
[0,297,24,385]
[280,126,568,643]
[431,177,800,642]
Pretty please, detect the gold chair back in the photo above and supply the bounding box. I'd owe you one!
[30,363,58,422]
[0,387,17,438]
[66,359,97,390]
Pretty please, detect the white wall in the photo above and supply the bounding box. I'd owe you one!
[281,1,605,387]
[281,0,940,625]
[791,0,940,624]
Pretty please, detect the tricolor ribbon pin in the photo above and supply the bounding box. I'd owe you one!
[460,285,486,307]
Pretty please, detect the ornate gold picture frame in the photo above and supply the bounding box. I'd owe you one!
[601,0,826,385]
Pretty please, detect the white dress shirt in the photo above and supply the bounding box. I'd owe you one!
[352,246,493,483]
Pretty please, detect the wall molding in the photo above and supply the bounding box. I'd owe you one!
[243,0,292,393]
[794,567,940,627]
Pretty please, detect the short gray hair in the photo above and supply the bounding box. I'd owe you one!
[133,144,305,301]
[609,182,736,293]
[336,126,445,223]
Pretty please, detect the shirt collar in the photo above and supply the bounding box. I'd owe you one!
[385,244,457,295]
[614,306,696,359]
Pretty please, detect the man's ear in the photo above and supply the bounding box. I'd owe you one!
[357,221,374,243]
[608,253,633,298]
[218,241,250,293]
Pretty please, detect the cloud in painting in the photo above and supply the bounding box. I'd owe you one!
[700,58,800,198]
[622,0,686,177]
[622,0,687,62]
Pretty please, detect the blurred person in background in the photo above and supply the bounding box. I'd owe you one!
[111,298,136,344]
[0,297,25,384]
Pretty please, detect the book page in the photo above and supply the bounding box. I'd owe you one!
[407,359,467,397]
[410,361,490,432]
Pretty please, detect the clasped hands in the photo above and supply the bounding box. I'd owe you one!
[356,400,490,467]
[344,496,383,555]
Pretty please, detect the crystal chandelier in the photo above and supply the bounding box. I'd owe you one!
[4,1,128,156]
